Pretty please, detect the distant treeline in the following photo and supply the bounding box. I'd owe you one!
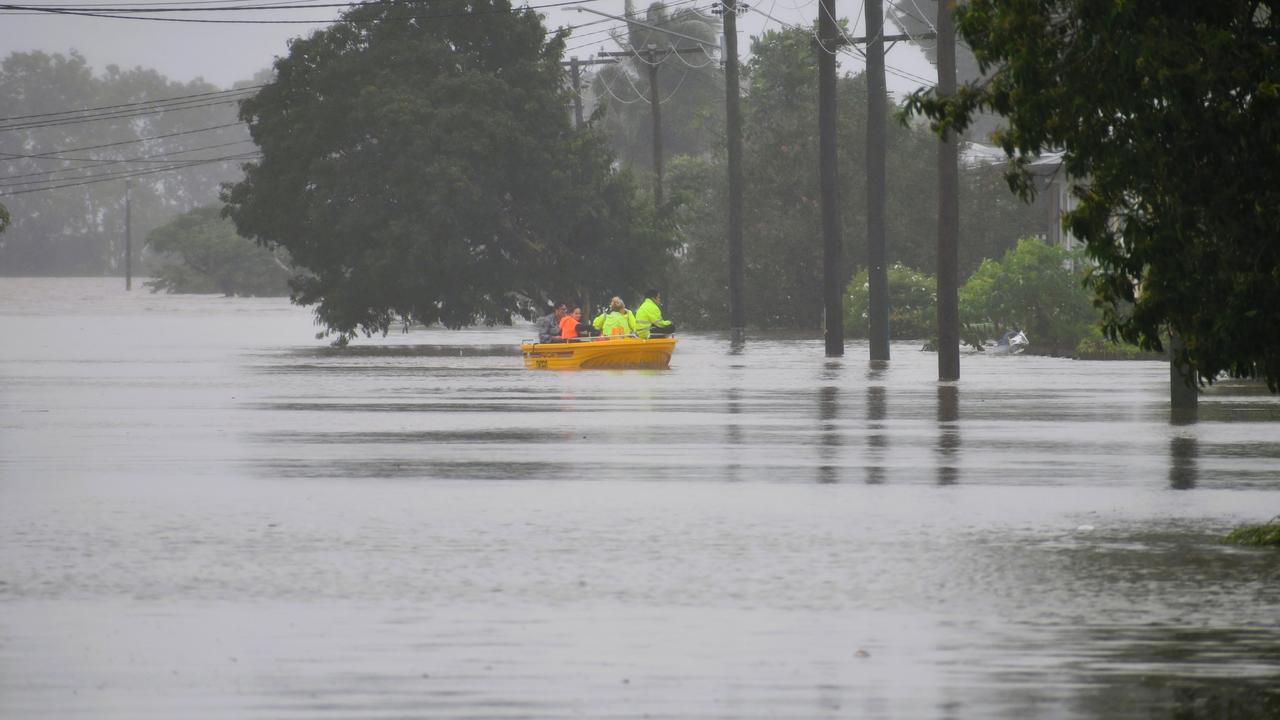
[0,51,267,276]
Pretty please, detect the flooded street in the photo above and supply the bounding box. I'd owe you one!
[2,277,1278,718]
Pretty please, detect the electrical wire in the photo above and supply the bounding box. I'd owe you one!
[1,139,257,180]
[1,96,248,132]
[0,0,607,24]
[0,152,260,195]
[0,121,248,162]
[0,85,261,123]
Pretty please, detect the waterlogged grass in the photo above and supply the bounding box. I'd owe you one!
[1222,518,1280,547]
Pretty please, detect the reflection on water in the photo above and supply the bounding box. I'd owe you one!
[1169,435,1198,490]
[2,279,1280,720]
[936,384,960,486]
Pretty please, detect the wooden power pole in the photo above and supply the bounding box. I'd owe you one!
[817,0,844,357]
[645,48,664,208]
[570,56,585,129]
[865,0,889,361]
[936,0,960,381]
[124,179,133,291]
[720,0,746,342]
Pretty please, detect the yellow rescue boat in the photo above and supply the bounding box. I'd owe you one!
[521,336,676,370]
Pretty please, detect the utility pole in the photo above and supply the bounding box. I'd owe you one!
[598,48,707,212]
[561,56,616,130]
[936,0,960,380]
[718,0,746,342]
[817,0,843,357]
[124,179,133,291]
[570,56,584,129]
[646,47,664,208]
[865,0,889,361]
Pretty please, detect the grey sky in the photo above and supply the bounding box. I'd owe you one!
[0,1,936,93]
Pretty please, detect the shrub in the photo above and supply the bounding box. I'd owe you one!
[958,237,1097,350]
[844,263,937,340]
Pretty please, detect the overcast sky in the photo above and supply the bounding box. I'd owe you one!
[0,0,937,93]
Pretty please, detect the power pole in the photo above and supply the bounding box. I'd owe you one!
[570,56,585,129]
[718,0,746,342]
[936,0,960,381]
[817,0,843,357]
[646,47,664,208]
[598,48,706,212]
[865,0,889,361]
[124,179,133,291]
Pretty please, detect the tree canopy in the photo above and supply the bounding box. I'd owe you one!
[905,1,1280,389]
[225,0,674,337]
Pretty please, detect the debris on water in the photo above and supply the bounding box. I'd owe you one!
[854,649,870,658]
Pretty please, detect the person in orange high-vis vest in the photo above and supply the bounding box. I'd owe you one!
[559,307,583,339]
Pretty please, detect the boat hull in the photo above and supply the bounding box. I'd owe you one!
[521,337,676,370]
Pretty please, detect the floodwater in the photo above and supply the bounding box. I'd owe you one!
[1,277,1278,719]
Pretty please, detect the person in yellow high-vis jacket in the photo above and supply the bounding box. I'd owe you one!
[592,296,637,337]
[634,289,675,339]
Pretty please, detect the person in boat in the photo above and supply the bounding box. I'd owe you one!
[634,289,675,339]
[559,306,587,340]
[535,302,567,344]
[592,296,637,337]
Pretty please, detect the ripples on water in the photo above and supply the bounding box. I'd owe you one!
[1,278,1278,719]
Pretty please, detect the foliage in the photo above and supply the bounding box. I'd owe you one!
[1222,518,1280,547]
[0,51,258,275]
[844,264,936,339]
[588,1,723,170]
[1074,326,1154,361]
[145,206,290,296]
[225,0,674,338]
[903,1,1280,389]
[958,238,1096,351]
[664,27,1045,330]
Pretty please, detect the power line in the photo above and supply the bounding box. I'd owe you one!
[0,121,248,162]
[0,152,260,195]
[0,85,261,123]
[0,0,605,23]
[1,96,248,132]
[1,139,256,180]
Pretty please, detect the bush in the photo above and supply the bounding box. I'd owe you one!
[844,263,937,339]
[959,237,1097,350]
[146,206,291,297]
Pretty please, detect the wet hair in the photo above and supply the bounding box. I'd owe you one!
[609,296,624,311]
[644,289,658,300]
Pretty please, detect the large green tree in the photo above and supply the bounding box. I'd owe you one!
[905,1,1280,388]
[226,0,673,337]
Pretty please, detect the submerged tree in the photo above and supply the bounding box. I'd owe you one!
[226,0,674,338]
[905,1,1280,389]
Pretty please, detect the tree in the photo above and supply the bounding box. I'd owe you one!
[588,1,723,171]
[225,0,673,338]
[0,51,255,275]
[958,237,1095,351]
[145,205,290,296]
[905,2,1280,389]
